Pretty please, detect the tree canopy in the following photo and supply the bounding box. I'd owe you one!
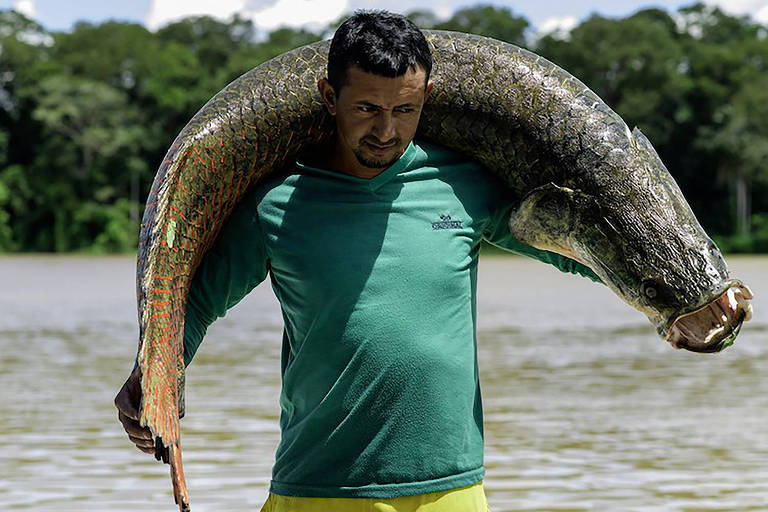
[1,3,766,253]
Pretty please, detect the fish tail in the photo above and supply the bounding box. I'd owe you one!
[170,441,190,511]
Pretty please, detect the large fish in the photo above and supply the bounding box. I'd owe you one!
[133,31,754,510]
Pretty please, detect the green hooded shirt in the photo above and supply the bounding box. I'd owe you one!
[183,139,600,498]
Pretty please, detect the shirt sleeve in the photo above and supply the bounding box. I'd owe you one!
[183,195,270,366]
[482,188,603,284]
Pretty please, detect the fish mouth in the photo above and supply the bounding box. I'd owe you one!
[665,282,754,353]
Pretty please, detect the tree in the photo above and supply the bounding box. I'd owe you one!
[676,2,760,44]
[696,76,768,236]
[53,21,159,90]
[434,5,530,47]
[26,75,147,251]
[32,75,143,177]
[679,5,768,236]
[405,10,439,29]
[533,10,742,229]
[156,15,257,73]
[53,20,205,155]
[0,7,765,252]
[537,9,690,143]
[0,10,58,164]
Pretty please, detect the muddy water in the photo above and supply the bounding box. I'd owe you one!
[0,255,765,511]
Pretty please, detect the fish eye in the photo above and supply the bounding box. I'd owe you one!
[641,280,659,300]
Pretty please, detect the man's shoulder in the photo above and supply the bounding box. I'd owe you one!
[411,139,480,170]
[237,171,297,214]
[411,138,513,206]
[410,139,503,193]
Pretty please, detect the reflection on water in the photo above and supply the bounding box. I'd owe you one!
[1,255,766,511]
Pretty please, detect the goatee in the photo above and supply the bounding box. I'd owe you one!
[354,140,402,169]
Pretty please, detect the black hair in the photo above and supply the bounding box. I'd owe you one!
[327,10,432,96]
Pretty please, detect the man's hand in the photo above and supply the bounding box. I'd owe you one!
[114,366,156,454]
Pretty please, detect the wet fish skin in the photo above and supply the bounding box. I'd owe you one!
[417,34,734,338]
[134,39,334,510]
[133,31,747,510]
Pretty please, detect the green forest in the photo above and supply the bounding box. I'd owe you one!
[1,3,767,253]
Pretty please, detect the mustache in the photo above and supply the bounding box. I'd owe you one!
[362,137,400,147]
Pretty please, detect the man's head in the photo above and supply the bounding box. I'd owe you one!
[318,10,434,177]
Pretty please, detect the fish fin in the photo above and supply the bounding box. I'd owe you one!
[177,370,185,419]
[631,126,655,153]
[509,182,578,257]
[155,436,169,463]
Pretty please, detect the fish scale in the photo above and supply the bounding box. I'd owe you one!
[133,31,749,510]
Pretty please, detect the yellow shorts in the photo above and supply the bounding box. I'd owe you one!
[260,482,490,512]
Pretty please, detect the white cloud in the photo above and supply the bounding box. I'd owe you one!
[145,0,349,33]
[538,15,578,35]
[704,0,768,22]
[145,0,248,31]
[757,4,768,23]
[706,0,765,13]
[252,0,348,31]
[432,5,453,20]
[9,0,52,46]
[347,0,449,17]
[13,0,37,19]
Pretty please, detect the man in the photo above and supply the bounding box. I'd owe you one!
[116,10,599,511]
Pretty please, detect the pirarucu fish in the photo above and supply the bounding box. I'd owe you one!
[132,31,754,510]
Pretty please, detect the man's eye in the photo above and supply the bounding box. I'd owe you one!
[395,107,414,113]
[357,106,376,113]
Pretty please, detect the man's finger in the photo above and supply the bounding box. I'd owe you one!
[115,382,139,420]
[129,436,155,448]
[118,411,153,439]
[114,366,142,420]
[129,434,156,449]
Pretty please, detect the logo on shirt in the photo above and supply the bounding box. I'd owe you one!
[432,214,463,230]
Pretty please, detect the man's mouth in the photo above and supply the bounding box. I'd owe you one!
[364,140,398,151]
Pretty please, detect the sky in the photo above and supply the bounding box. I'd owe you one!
[3,0,768,36]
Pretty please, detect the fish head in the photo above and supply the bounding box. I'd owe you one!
[509,126,753,352]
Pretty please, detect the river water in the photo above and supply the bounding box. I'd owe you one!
[0,255,765,511]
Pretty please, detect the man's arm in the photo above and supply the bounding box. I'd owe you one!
[115,193,270,453]
[182,197,270,365]
[483,201,602,284]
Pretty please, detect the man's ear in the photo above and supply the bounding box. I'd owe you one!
[425,79,434,100]
[317,78,337,116]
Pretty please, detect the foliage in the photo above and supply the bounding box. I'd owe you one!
[0,5,767,252]
[714,213,768,252]
[433,5,529,47]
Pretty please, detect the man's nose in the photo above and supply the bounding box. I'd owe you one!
[372,111,396,141]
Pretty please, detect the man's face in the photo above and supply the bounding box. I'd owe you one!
[319,65,433,176]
